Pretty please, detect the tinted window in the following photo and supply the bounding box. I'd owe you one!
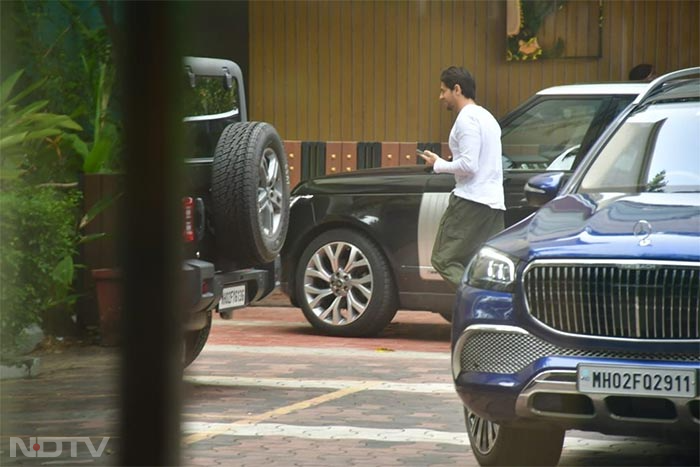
[579,103,700,193]
[183,76,239,117]
[501,98,604,170]
[183,76,241,158]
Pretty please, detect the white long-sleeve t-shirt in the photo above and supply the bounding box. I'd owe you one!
[433,104,505,210]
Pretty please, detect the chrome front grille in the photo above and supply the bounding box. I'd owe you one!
[523,260,700,340]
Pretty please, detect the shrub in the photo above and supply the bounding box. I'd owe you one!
[0,184,82,350]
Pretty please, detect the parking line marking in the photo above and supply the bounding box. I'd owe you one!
[183,422,679,452]
[182,382,378,446]
[184,375,454,393]
[183,421,468,446]
[202,344,449,360]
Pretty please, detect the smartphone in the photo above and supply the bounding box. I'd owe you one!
[416,149,427,156]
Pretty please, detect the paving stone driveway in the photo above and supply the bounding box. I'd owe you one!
[1,306,697,466]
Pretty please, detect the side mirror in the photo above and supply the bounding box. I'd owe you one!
[525,172,567,207]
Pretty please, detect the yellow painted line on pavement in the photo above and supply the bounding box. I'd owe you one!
[182,381,379,446]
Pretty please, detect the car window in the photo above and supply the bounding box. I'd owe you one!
[183,75,239,117]
[579,103,700,193]
[183,76,241,158]
[501,98,604,170]
[546,144,580,171]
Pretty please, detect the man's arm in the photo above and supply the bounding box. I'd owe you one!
[419,118,481,176]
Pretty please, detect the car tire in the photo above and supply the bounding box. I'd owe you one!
[464,408,564,466]
[295,228,398,337]
[212,122,290,266]
[183,311,212,367]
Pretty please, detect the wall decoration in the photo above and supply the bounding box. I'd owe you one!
[507,0,603,61]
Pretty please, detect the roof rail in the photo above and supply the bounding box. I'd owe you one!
[632,66,700,105]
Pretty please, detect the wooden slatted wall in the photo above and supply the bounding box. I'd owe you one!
[249,0,699,142]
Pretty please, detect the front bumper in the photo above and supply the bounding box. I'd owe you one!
[452,324,700,436]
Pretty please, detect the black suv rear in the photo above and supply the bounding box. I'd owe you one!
[181,57,290,365]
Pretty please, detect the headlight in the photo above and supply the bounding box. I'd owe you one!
[463,246,519,292]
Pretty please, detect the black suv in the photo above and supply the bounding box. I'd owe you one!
[181,57,290,365]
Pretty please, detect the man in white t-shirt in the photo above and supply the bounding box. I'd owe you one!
[419,66,505,289]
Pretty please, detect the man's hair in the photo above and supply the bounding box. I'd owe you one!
[440,66,476,99]
[629,63,654,81]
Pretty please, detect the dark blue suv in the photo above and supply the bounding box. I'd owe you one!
[451,67,700,466]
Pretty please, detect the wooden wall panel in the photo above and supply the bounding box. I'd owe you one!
[249,0,699,143]
[373,1,387,140]
[385,1,398,142]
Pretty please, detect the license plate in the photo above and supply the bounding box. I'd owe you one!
[577,364,697,398]
[219,284,246,310]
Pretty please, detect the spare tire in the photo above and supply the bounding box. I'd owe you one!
[211,122,290,265]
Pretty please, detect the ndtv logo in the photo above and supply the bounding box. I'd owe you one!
[9,437,110,458]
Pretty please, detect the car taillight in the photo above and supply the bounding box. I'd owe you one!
[183,197,195,242]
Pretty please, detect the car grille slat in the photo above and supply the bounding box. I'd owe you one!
[459,330,700,374]
[524,261,700,340]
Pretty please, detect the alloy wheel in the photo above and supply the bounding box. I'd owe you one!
[302,241,374,326]
[466,409,500,455]
[257,147,284,238]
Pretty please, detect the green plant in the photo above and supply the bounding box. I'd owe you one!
[62,59,120,174]
[0,185,82,349]
[6,0,122,175]
[0,2,123,347]
[0,69,121,348]
[0,69,82,183]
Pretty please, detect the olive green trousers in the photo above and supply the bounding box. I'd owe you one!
[431,194,505,290]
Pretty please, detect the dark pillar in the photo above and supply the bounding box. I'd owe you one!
[120,3,184,465]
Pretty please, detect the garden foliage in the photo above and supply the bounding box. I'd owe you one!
[0,0,120,349]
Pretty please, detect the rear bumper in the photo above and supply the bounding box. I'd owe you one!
[183,259,220,312]
[215,256,280,314]
[182,256,280,328]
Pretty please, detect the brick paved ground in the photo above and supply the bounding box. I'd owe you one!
[1,305,698,466]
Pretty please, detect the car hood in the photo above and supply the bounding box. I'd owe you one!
[490,192,700,262]
[291,165,431,195]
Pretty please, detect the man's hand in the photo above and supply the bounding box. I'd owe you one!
[418,149,440,167]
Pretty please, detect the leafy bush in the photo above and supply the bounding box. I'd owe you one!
[4,0,122,175]
[0,185,82,349]
[0,69,83,184]
[0,70,95,349]
[0,1,121,346]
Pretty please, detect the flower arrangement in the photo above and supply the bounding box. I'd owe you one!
[506,0,566,61]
